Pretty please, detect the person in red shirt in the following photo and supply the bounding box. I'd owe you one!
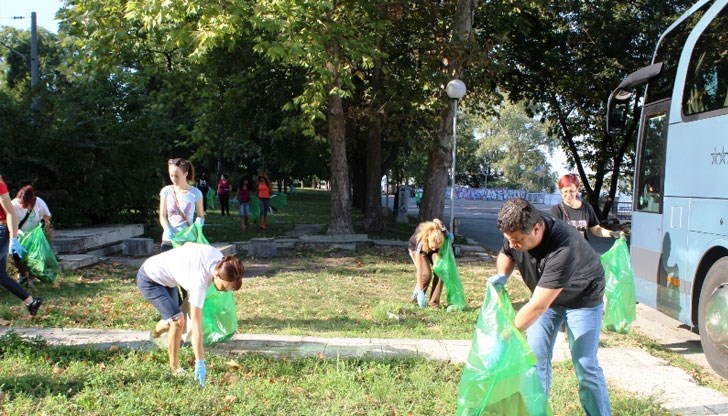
[256,172,272,230]
[236,177,251,232]
[0,176,42,316]
[216,174,232,216]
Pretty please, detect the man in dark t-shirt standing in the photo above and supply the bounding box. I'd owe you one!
[487,198,611,416]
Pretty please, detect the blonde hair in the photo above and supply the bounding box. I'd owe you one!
[416,219,445,252]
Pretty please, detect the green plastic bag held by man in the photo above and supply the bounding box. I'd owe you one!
[600,236,637,333]
[432,234,466,311]
[456,284,552,416]
[170,222,238,346]
[18,223,59,283]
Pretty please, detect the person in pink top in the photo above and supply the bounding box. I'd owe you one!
[217,174,232,216]
[237,177,251,232]
[256,172,272,230]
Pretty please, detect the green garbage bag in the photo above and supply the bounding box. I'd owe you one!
[600,236,637,333]
[171,221,209,248]
[432,234,466,312]
[18,224,59,283]
[270,192,288,210]
[206,188,216,210]
[168,223,238,346]
[201,284,238,345]
[456,284,553,416]
[249,196,261,222]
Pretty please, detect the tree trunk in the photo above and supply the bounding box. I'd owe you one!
[326,48,354,234]
[363,113,385,232]
[350,135,365,211]
[421,113,451,222]
[421,0,478,224]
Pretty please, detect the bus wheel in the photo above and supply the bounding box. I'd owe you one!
[699,258,728,379]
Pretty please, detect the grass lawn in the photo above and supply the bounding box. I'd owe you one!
[0,188,712,414]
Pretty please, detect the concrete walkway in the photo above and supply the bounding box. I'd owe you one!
[1,324,726,415]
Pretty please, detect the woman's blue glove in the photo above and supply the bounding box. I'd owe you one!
[416,289,426,308]
[195,217,205,227]
[194,359,206,387]
[446,231,454,240]
[487,273,509,288]
[165,228,175,241]
[9,237,26,258]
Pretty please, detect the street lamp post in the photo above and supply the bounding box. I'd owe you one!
[446,79,466,233]
[1,12,39,110]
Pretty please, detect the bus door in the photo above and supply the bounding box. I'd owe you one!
[631,100,670,312]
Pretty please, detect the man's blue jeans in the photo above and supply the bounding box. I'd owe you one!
[527,304,611,416]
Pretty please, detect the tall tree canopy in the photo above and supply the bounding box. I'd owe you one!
[488,0,694,217]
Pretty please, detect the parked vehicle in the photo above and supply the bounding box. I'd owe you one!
[607,0,728,378]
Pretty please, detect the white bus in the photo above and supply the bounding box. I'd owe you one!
[607,0,728,378]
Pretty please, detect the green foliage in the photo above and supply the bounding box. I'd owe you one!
[0,28,162,226]
[474,100,556,191]
[487,0,694,213]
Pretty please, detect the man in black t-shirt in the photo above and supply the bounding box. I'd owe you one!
[487,198,611,416]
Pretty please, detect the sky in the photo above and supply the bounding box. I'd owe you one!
[0,0,64,33]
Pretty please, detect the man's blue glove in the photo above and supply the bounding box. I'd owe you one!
[416,289,426,308]
[165,228,175,241]
[195,217,205,227]
[194,359,206,387]
[9,237,26,259]
[487,273,509,288]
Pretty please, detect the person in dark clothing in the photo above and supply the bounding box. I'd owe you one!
[550,173,621,241]
[217,174,232,216]
[196,172,210,213]
[487,198,611,415]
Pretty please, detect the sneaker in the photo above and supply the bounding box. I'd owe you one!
[27,297,43,316]
[172,367,186,377]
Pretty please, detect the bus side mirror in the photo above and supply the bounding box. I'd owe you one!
[606,62,663,136]
[606,88,633,136]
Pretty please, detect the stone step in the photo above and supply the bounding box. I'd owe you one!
[86,242,125,257]
[59,254,99,270]
[53,224,144,254]
[212,243,236,256]
[298,234,369,243]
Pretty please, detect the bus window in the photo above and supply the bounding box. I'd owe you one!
[636,111,667,213]
[683,4,728,116]
[648,3,710,103]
